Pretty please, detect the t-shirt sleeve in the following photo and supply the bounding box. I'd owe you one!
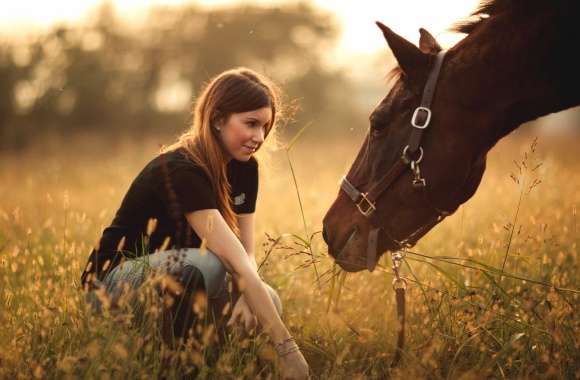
[235,160,258,214]
[159,165,218,214]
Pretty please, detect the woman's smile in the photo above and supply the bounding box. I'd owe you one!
[220,107,271,161]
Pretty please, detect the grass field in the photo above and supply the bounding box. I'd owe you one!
[0,130,578,379]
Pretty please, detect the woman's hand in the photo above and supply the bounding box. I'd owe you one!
[227,294,257,333]
[279,350,310,380]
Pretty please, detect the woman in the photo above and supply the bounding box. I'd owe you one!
[80,68,309,379]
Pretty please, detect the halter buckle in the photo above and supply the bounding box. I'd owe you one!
[356,193,376,217]
[411,107,432,129]
[412,178,427,188]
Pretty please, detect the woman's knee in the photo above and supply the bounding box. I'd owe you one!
[177,265,206,294]
[181,249,227,298]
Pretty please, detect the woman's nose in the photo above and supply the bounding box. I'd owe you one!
[253,127,265,143]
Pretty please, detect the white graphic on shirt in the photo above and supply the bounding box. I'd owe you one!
[234,193,246,206]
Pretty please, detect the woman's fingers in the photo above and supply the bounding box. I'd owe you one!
[226,313,236,327]
[227,299,243,326]
[227,295,259,333]
[243,307,258,332]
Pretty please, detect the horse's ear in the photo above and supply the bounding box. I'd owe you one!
[376,21,429,80]
[418,28,442,54]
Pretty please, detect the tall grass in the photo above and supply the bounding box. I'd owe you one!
[0,132,578,379]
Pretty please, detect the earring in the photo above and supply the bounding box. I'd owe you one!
[215,126,221,131]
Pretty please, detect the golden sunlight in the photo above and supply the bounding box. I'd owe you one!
[1,0,481,53]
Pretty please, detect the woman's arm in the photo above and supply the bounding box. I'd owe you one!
[237,213,258,271]
[185,209,287,342]
[186,209,309,379]
[231,212,281,331]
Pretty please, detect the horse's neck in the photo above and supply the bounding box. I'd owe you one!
[450,4,580,141]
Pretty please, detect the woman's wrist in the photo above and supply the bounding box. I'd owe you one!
[274,336,300,357]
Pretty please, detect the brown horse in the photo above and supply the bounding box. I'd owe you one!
[322,0,580,272]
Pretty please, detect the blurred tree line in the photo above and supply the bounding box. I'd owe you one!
[0,2,360,151]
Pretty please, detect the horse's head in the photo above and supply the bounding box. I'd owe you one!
[323,23,490,272]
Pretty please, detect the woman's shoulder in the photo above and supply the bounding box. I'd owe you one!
[147,147,199,171]
[142,148,211,183]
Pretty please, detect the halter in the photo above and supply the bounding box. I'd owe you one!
[340,50,454,272]
[339,49,450,368]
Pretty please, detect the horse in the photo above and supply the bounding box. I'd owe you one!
[322,0,580,272]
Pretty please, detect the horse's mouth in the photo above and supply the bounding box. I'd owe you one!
[332,254,368,272]
[327,228,377,272]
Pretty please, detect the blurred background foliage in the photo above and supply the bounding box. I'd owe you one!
[1,1,578,152]
[0,1,362,151]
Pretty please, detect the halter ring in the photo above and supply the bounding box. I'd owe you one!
[392,277,408,290]
[401,145,424,165]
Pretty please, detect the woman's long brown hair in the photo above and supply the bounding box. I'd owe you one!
[162,68,280,236]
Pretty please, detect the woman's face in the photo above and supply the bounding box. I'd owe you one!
[217,106,272,161]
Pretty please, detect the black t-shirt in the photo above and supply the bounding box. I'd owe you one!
[80,147,258,286]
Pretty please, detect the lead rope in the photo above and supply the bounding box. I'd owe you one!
[390,251,407,368]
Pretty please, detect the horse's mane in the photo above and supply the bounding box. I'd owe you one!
[386,0,573,84]
[386,1,526,82]
[451,0,570,35]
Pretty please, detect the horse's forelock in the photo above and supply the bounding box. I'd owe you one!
[386,67,403,85]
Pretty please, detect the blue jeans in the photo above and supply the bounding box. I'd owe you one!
[87,248,281,341]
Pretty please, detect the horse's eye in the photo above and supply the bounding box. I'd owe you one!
[370,119,382,132]
[370,111,389,132]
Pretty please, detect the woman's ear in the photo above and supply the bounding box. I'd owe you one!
[213,114,225,131]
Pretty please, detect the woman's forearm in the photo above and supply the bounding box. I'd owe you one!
[233,265,290,343]
[237,213,258,271]
[248,253,258,271]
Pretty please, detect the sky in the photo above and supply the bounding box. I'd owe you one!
[0,0,481,55]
